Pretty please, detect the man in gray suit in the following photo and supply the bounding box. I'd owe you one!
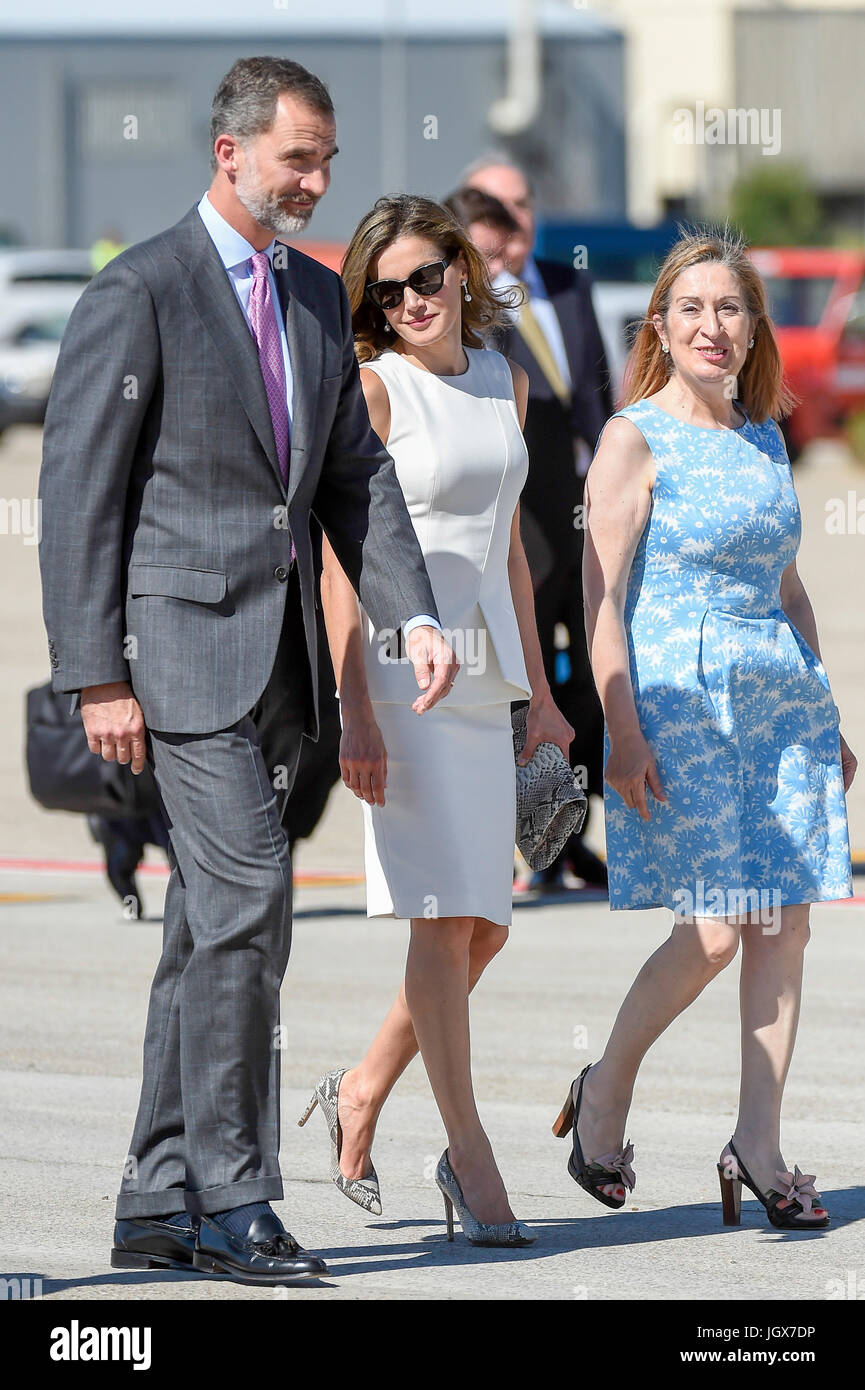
[38,56,455,1286]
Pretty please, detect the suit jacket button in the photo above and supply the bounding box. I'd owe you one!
[274,565,289,582]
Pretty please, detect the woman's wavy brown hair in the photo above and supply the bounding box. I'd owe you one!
[622,223,796,422]
[341,193,523,365]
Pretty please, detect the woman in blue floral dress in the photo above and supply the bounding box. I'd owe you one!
[553,228,857,1230]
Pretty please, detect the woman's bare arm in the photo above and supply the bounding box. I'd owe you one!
[506,503,574,761]
[583,417,653,738]
[583,416,665,818]
[779,558,823,660]
[504,357,574,760]
[780,558,857,791]
[317,367,392,805]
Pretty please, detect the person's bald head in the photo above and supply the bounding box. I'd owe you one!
[460,158,535,259]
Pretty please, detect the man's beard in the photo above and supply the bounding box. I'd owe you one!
[235,159,315,237]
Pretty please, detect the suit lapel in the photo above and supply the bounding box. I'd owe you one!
[540,262,594,410]
[535,261,579,378]
[174,207,284,494]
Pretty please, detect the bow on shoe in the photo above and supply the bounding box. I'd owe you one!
[775,1165,820,1214]
[593,1141,636,1192]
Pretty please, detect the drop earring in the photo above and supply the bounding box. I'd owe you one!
[748,337,754,348]
[661,343,669,353]
[463,281,472,302]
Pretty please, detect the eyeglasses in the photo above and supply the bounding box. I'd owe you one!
[364,248,457,312]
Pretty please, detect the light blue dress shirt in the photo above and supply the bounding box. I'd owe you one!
[197,192,294,428]
[196,193,438,640]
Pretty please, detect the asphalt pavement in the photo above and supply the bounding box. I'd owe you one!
[1,424,863,1306]
[0,869,862,1302]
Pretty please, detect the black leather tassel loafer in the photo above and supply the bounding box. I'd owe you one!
[110,1216,198,1271]
[192,1212,328,1285]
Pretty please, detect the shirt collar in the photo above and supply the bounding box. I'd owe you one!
[520,254,546,300]
[487,267,517,326]
[196,192,277,272]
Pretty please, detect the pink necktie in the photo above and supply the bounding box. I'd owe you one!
[248,251,291,491]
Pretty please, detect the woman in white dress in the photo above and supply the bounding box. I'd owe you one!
[299,195,573,1245]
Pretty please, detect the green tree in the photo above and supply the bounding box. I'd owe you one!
[728,164,822,246]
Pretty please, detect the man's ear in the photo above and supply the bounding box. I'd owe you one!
[213,133,240,174]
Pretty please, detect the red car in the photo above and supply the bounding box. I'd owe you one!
[749,247,865,458]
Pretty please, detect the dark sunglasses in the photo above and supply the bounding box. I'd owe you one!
[364,248,457,312]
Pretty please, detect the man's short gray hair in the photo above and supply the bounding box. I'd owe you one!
[209,56,334,172]
[457,151,535,201]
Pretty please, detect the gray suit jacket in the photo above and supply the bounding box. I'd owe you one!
[38,205,439,736]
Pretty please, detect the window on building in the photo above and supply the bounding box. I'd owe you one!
[78,82,185,157]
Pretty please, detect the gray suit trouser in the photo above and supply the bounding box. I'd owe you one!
[115,571,310,1218]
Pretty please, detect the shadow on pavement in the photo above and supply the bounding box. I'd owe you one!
[22,1187,862,1295]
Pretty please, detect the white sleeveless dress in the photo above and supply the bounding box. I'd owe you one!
[355,345,531,926]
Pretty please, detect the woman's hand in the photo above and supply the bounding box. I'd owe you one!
[840,733,857,793]
[519,695,575,765]
[339,712,388,806]
[605,729,666,822]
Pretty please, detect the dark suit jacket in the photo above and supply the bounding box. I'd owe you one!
[38,205,438,736]
[499,258,613,562]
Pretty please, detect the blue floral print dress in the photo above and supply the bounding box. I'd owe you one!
[597,398,853,914]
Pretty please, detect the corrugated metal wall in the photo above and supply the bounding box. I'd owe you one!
[734,8,865,189]
[0,33,625,248]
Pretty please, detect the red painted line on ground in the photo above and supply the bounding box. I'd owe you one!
[0,856,363,885]
[0,856,166,875]
[1,857,861,899]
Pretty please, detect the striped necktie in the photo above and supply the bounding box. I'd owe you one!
[516,281,571,407]
[249,251,291,489]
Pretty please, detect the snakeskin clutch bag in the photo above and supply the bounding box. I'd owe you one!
[512,705,587,870]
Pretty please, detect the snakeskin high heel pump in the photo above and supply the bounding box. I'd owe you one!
[297,1068,382,1216]
[435,1150,536,1247]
